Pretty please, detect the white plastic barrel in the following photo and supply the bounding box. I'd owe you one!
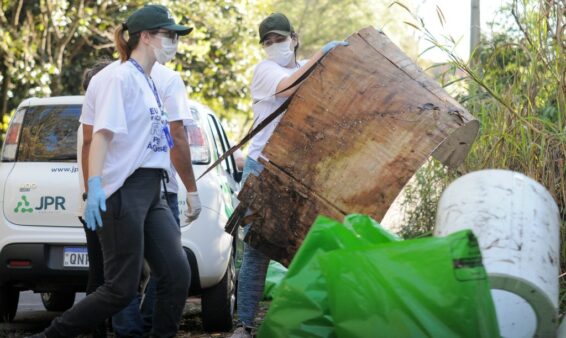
[434,169,560,338]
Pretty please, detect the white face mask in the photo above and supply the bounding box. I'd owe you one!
[152,36,178,64]
[264,39,294,67]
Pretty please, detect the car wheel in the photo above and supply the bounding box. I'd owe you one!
[0,285,19,322]
[201,256,235,332]
[41,291,75,311]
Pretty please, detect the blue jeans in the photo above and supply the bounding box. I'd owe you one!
[112,192,180,337]
[236,157,271,327]
[112,298,143,338]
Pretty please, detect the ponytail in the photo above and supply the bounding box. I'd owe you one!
[291,32,300,64]
[114,24,142,62]
[114,24,130,62]
[290,32,299,51]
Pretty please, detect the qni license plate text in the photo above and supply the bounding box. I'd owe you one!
[64,247,89,267]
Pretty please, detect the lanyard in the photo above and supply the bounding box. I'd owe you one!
[128,58,174,149]
[129,58,162,109]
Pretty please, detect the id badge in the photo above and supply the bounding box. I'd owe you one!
[160,108,174,149]
[163,124,174,149]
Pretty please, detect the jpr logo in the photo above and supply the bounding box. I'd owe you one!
[35,196,66,211]
[15,195,66,213]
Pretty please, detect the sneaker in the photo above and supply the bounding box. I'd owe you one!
[228,325,253,338]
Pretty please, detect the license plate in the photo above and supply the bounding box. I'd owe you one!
[63,247,89,267]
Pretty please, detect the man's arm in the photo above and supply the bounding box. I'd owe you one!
[82,124,93,190]
[88,129,112,177]
[170,120,197,192]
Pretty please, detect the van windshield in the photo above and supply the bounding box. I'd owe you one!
[17,105,80,162]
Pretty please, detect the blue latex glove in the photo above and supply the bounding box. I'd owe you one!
[84,176,106,230]
[322,40,349,55]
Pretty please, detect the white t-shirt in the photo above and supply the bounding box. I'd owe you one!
[79,61,187,198]
[248,59,306,161]
[81,61,191,124]
[80,61,192,199]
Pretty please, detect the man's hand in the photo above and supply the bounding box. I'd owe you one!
[184,191,201,223]
[84,176,106,230]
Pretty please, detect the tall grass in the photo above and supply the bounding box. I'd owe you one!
[393,0,566,314]
[397,159,451,239]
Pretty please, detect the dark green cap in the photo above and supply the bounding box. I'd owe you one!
[259,13,293,43]
[125,5,192,36]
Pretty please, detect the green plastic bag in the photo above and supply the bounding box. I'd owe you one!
[263,261,288,300]
[258,214,400,338]
[258,214,500,338]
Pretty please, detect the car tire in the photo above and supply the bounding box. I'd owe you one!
[201,256,235,332]
[41,291,75,311]
[0,285,19,322]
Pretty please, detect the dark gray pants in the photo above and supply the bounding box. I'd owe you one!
[44,169,190,338]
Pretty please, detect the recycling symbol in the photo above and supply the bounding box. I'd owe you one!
[15,195,33,213]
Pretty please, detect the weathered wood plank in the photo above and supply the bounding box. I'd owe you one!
[236,161,344,265]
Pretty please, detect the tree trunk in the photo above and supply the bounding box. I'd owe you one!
[1,68,11,118]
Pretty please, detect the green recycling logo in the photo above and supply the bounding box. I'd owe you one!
[14,195,33,213]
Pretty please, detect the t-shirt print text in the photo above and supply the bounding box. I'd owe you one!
[147,107,168,153]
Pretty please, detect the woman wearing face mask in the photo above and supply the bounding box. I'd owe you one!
[79,24,200,338]
[229,12,348,338]
[31,5,192,338]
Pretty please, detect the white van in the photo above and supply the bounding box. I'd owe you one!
[0,96,242,332]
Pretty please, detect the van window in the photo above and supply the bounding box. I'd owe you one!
[207,114,229,172]
[16,105,81,162]
[207,113,238,175]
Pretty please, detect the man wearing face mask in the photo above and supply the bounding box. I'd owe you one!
[78,12,200,337]
[230,12,348,338]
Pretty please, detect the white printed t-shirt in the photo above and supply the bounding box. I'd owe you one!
[80,61,181,197]
[247,59,307,161]
[80,61,192,197]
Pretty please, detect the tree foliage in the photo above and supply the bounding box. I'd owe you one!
[270,0,419,59]
[166,0,269,136]
[0,0,142,127]
[0,0,420,139]
[0,0,269,138]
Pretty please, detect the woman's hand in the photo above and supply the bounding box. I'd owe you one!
[84,176,106,230]
[322,41,349,54]
[184,191,202,223]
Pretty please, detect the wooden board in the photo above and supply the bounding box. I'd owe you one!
[229,27,479,265]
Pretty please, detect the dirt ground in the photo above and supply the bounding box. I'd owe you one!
[6,298,269,338]
[178,299,269,338]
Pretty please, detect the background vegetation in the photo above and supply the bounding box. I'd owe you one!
[0,0,416,137]
[395,0,565,316]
